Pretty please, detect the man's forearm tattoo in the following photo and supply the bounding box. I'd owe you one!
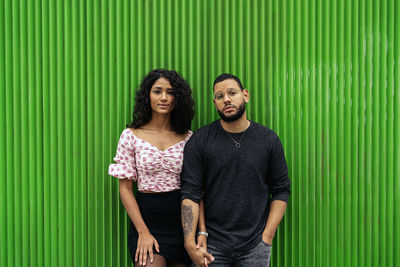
[181,204,194,238]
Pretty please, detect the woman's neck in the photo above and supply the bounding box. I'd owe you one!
[143,113,173,132]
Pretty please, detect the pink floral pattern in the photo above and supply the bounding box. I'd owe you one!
[108,129,192,192]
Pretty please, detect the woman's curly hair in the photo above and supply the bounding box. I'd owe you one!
[127,69,195,134]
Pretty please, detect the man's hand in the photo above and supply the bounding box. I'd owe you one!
[185,242,214,267]
[262,232,274,246]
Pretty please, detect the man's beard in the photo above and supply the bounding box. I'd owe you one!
[217,102,246,122]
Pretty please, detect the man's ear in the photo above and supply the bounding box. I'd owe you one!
[243,89,249,103]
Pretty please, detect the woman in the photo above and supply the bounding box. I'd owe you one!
[108,69,207,267]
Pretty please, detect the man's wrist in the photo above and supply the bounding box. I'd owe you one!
[262,231,274,243]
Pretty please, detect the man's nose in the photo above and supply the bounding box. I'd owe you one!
[223,94,231,104]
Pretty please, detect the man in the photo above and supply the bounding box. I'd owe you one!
[181,73,291,267]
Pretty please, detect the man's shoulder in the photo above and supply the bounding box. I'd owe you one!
[249,121,283,148]
[192,120,219,136]
[250,121,277,137]
[185,120,219,148]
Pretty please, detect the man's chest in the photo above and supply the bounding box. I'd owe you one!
[203,137,271,173]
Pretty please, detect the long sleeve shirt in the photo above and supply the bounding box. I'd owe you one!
[181,120,291,252]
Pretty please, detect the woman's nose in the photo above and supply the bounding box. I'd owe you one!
[160,92,168,101]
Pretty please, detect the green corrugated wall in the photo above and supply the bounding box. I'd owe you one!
[1,0,399,266]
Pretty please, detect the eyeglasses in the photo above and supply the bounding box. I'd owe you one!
[213,88,242,102]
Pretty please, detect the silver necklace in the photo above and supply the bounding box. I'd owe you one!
[224,129,247,148]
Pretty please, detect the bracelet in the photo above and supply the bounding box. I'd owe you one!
[197,231,208,237]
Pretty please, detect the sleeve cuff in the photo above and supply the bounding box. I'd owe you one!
[108,163,137,181]
[180,191,202,204]
[271,190,290,203]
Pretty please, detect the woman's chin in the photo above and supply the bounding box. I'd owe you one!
[153,109,172,115]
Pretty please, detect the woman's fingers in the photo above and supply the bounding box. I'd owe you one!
[148,246,154,263]
[135,247,140,263]
[139,247,144,265]
[196,235,207,249]
[136,236,159,265]
[142,247,148,266]
[203,251,214,263]
[154,239,160,253]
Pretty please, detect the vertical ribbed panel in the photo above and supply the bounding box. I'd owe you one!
[1,0,399,266]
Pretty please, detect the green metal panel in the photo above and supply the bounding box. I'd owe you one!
[0,0,399,266]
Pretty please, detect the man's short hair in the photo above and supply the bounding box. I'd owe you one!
[213,73,244,91]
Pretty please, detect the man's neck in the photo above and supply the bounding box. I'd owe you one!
[219,114,250,133]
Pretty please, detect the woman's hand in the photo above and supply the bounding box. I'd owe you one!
[135,230,160,266]
[196,234,207,250]
[196,234,209,266]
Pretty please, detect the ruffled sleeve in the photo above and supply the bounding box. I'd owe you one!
[108,129,137,181]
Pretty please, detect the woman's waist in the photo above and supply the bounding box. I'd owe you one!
[136,172,180,184]
[136,189,181,202]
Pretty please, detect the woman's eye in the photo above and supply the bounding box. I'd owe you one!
[153,90,161,94]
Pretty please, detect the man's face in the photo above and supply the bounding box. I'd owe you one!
[213,79,249,122]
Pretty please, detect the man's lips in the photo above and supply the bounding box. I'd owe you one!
[223,105,236,112]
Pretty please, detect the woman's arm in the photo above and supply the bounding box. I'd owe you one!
[119,179,159,266]
[196,199,209,266]
[196,199,207,247]
[182,199,213,266]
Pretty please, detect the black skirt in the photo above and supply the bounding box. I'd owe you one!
[128,190,192,266]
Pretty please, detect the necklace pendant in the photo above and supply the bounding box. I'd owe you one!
[235,143,241,148]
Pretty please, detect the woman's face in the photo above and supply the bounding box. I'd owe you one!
[149,78,175,115]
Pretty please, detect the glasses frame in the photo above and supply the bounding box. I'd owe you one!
[213,88,242,102]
